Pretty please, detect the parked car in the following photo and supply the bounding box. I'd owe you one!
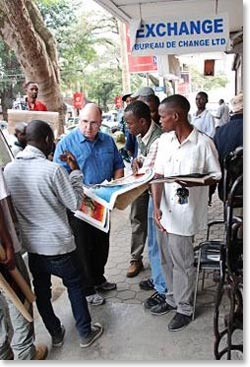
[100,123,112,135]
[66,117,79,127]
[102,110,119,129]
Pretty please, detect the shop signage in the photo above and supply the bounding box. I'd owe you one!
[130,14,229,55]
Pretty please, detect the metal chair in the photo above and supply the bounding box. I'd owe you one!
[192,220,225,320]
[214,174,243,359]
[193,147,243,322]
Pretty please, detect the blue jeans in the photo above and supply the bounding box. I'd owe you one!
[28,251,91,338]
[147,196,167,295]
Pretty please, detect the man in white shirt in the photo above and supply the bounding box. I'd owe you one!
[192,91,215,138]
[214,99,230,129]
[151,94,221,332]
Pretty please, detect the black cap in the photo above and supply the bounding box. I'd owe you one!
[122,93,132,102]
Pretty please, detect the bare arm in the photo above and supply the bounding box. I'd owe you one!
[113,168,124,180]
[0,204,15,270]
[59,151,80,171]
[151,175,166,232]
[176,177,220,188]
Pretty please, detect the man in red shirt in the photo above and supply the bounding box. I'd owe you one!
[13,81,47,111]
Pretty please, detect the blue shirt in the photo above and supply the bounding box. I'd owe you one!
[53,128,124,185]
[125,132,138,158]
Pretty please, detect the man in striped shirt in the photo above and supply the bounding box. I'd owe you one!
[4,120,103,349]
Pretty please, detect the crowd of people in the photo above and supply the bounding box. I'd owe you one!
[0,80,243,359]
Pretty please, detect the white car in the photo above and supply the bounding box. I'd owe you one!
[102,111,118,129]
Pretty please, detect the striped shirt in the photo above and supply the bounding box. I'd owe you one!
[4,145,83,256]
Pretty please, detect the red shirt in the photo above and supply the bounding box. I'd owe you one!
[28,100,47,111]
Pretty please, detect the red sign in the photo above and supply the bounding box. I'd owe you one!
[73,92,84,109]
[176,72,190,99]
[115,96,122,109]
[126,25,158,74]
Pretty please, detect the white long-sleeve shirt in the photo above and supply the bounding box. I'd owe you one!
[4,145,83,256]
[192,109,215,138]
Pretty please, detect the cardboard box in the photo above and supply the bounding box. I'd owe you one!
[7,109,59,135]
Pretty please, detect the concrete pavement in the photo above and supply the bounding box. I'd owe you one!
[30,193,237,361]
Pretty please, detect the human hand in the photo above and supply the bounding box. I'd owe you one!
[60,151,79,171]
[0,243,15,271]
[154,208,166,232]
[131,158,143,175]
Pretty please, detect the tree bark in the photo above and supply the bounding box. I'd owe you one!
[0,0,65,135]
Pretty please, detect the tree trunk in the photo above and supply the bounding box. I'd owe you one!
[0,0,65,136]
[0,87,14,121]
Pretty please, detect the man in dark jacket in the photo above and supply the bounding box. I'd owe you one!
[214,92,243,201]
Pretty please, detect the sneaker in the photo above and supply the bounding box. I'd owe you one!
[168,313,192,332]
[139,278,154,291]
[150,302,176,316]
[126,260,144,277]
[32,344,48,360]
[80,323,103,348]
[144,291,166,309]
[86,293,105,306]
[95,281,117,292]
[52,324,66,347]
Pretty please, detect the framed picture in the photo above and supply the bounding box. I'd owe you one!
[0,129,14,168]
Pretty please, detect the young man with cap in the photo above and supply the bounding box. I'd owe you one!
[131,86,155,100]
[10,122,27,157]
[118,93,132,135]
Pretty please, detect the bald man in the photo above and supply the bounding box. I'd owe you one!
[54,103,124,305]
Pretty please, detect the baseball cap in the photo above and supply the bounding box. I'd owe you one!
[131,86,155,99]
[230,92,243,113]
[122,93,132,102]
[15,122,28,133]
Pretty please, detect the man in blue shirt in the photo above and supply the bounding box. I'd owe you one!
[54,103,124,305]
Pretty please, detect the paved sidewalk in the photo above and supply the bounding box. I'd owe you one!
[33,194,230,361]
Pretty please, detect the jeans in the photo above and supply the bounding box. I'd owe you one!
[147,196,167,295]
[67,211,109,296]
[0,252,35,360]
[28,251,91,338]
